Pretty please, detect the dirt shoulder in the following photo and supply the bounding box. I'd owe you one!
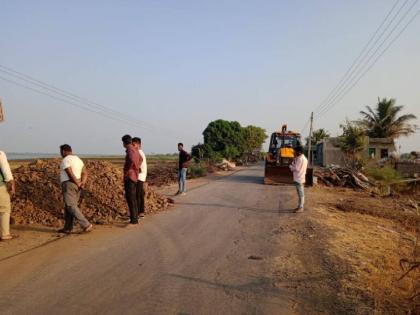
[304,186,419,314]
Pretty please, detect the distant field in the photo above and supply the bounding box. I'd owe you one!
[9,154,178,170]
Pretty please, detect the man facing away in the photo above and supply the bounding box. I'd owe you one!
[58,144,93,233]
[0,150,15,241]
[122,135,142,225]
[132,137,147,218]
[289,146,308,213]
[176,142,191,196]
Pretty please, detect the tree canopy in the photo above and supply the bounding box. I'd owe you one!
[359,98,417,139]
[338,120,366,169]
[195,119,267,161]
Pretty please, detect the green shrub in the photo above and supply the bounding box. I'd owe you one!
[187,162,207,178]
[365,165,407,193]
[365,166,402,183]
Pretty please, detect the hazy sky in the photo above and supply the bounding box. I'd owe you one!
[1,0,419,154]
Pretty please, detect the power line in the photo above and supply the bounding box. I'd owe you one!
[316,7,420,118]
[312,0,404,115]
[0,64,160,131]
[316,0,419,117]
[0,75,157,131]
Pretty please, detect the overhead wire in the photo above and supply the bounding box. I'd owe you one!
[0,75,158,131]
[316,6,420,118]
[0,65,153,128]
[312,0,404,115]
[316,0,419,118]
[0,64,184,136]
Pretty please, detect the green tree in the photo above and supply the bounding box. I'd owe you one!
[306,128,330,146]
[359,98,417,138]
[338,120,366,169]
[241,125,267,155]
[202,119,245,160]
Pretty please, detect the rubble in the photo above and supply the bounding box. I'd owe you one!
[314,166,373,190]
[216,159,236,171]
[147,162,177,186]
[12,159,171,227]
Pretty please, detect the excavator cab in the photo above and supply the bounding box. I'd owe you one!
[264,125,313,185]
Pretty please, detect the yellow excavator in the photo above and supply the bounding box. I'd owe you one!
[264,125,313,185]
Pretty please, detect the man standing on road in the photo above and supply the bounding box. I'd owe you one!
[290,146,308,213]
[0,151,15,241]
[122,135,142,225]
[58,144,93,234]
[176,143,191,196]
[133,137,147,218]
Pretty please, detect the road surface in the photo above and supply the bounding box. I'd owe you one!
[0,165,348,314]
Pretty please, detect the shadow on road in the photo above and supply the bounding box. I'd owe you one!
[176,202,296,215]
[167,273,288,298]
[216,174,264,185]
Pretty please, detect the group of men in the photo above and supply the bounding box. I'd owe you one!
[121,135,147,226]
[0,140,306,240]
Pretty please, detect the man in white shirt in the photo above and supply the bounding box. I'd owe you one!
[289,146,308,213]
[58,144,92,233]
[133,137,147,218]
[0,151,15,240]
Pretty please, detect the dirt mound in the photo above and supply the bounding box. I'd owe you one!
[12,159,171,227]
[147,162,177,187]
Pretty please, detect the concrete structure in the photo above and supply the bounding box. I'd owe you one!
[395,160,420,178]
[315,137,396,167]
[365,138,396,161]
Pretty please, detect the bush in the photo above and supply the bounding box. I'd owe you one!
[366,166,402,183]
[187,162,207,179]
[365,165,406,193]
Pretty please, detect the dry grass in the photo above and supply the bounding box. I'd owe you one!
[310,186,419,314]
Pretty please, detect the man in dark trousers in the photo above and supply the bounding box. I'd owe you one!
[122,135,142,225]
[176,142,191,196]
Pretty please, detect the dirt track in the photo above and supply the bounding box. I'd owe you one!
[0,165,405,314]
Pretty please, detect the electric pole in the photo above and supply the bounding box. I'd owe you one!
[0,99,4,122]
[307,112,314,164]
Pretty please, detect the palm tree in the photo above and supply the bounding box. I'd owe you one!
[306,128,330,146]
[359,98,417,138]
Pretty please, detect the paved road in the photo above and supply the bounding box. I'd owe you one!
[0,165,319,315]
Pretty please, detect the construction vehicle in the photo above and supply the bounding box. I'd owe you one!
[264,125,313,185]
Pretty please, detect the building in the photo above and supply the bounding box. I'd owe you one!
[315,137,396,167]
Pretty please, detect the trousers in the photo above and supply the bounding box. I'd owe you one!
[0,185,11,237]
[294,181,305,208]
[136,181,145,214]
[124,179,138,224]
[177,168,187,193]
[62,181,90,230]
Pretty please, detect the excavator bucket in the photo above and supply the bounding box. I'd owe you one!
[264,164,294,185]
[264,163,313,186]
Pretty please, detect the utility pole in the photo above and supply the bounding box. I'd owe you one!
[0,99,4,122]
[307,112,314,164]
